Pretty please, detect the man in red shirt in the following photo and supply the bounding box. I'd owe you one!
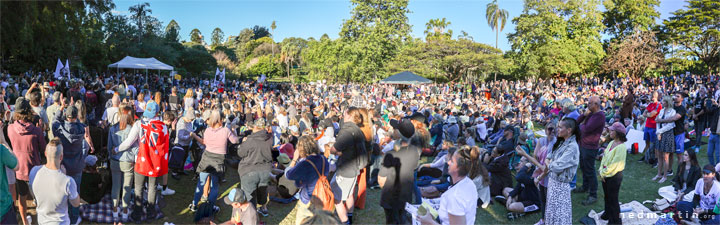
[641,91,662,165]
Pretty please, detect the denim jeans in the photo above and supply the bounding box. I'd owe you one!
[579,147,598,198]
[68,173,82,224]
[193,172,219,206]
[708,134,720,166]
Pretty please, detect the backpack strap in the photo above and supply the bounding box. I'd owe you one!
[306,155,325,176]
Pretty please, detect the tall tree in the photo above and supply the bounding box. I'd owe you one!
[486,0,509,49]
[602,30,664,78]
[164,19,180,42]
[271,21,277,57]
[129,2,152,39]
[508,0,605,77]
[211,27,224,47]
[662,0,720,73]
[424,18,453,40]
[602,0,660,39]
[339,0,411,82]
[251,25,270,40]
[190,28,203,44]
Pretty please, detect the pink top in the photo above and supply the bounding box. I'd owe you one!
[203,127,239,155]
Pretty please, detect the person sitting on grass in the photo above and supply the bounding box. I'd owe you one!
[658,150,700,203]
[496,157,540,220]
[676,164,720,224]
[209,188,257,225]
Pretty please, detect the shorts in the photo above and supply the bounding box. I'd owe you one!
[5,167,14,185]
[675,133,686,154]
[16,180,30,196]
[644,127,658,142]
[520,201,540,213]
[331,174,357,202]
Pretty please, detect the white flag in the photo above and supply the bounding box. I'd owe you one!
[221,68,226,84]
[54,59,64,79]
[64,59,70,79]
[258,74,267,83]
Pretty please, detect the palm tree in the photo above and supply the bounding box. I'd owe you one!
[271,21,277,57]
[485,0,508,49]
[424,18,451,40]
[129,2,152,39]
[486,0,507,80]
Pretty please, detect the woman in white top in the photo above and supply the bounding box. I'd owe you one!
[417,146,479,225]
[653,95,677,184]
[134,92,146,118]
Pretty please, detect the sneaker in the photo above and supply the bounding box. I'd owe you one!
[652,175,661,181]
[581,196,597,206]
[534,219,544,225]
[369,185,380,190]
[494,196,507,206]
[653,163,658,168]
[113,210,119,222]
[667,170,674,176]
[659,177,667,183]
[572,188,587,194]
[258,207,269,217]
[161,187,175,196]
[171,172,181,180]
[637,156,646,162]
[188,203,197,212]
[122,211,129,221]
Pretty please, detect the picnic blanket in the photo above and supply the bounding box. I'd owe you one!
[587,201,658,225]
[79,190,166,223]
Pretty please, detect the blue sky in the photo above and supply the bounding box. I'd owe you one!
[113,0,689,51]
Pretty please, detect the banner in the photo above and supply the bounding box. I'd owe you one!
[53,59,64,79]
[174,74,182,80]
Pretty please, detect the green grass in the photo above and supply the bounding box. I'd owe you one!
[142,137,712,225]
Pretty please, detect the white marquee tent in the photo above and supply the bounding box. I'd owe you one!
[108,56,174,70]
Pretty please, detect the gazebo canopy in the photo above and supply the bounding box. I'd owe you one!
[108,56,173,70]
[379,71,432,85]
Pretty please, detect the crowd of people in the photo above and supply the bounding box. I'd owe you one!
[0,70,719,225]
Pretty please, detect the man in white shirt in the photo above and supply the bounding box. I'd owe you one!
[30,139,82,225]
[102,95,120,126]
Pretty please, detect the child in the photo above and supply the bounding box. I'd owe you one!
[213,188,257,225]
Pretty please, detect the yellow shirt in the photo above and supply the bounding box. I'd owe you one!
[599,141,626,178]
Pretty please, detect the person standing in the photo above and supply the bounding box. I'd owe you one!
[117,101,169,221]
[656,92,687,178]
[599,122,628,224]
[543,118,580,225]
[30,139,83,225]
[51,99,87,225]
[8,97,45,225]
[236,118,273,217]
[654,96,677,184]
[620,87,635,122]
[707,97,720,169]
[641,91,662,164]
[379,119,420,224]
[693,89,709,154]
[330,107,368,224]
[106,106,137,223]
[574,96,605,206]
[0,140,18,224]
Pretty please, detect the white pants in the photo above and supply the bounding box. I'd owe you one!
[658,185,694,202]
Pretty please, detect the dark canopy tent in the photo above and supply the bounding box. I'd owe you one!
[379,71,432,85]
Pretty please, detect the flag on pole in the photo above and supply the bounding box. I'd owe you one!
[64,59,70,79]
[54,59,64,79]
[221,68,226,84]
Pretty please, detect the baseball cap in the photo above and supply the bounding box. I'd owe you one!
[143,101,159,118]
[224,188,247,205]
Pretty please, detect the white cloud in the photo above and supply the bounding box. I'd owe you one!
[111,10,128,15]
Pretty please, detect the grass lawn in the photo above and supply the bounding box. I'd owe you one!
[147,136,711,225]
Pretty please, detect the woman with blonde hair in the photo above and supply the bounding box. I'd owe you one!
[183,88,196,110]
[135,92,146,118]
[653,95,677,184]
[330,107,370,224]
